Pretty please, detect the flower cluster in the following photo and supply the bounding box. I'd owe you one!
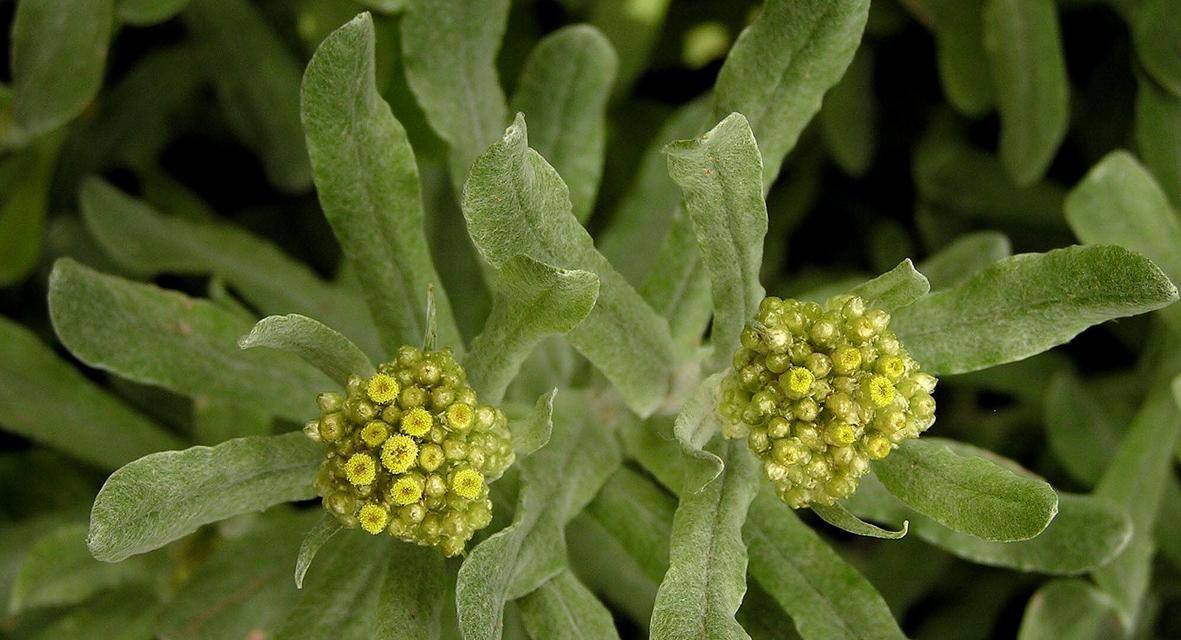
[719,294,937,508]
[305,346,513,556]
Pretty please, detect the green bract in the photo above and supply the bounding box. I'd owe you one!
[720,294,936,507]
[307,347,512,557]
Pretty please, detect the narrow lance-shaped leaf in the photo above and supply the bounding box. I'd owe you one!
[511,25,618,223]
[294,514,343,589]
[517,570,621,640]
[276,533,390,640]
[510,390,557,460]
[673,373,728,493]
[651,437,758,640]
[874,438,1059,542]
[930,0,994,117]
[5,0,112,147]
[1065,151,1181,288]
[87,432,322,562]
[848,259,930,312]
[374,543,447,640]
[1017,579,1123,640]
[845,474,1131,575]
[811,502,907,540]
[240,314,375,388]
[184,0,311,192]
[819,47,876,177]
[665,113,767,371]
[462,115,677,416]
[918,231,1012,291]
[891,245,1179,375]
[640,208,714,347]
[714,0,870,186]
[1043,372,1124,486]
[983,0,1069,186]
[402,0,510,189]
[1092,381,1181,622]
[465,256,599,404]
[48,259,335,422]
[1135,74,1181,207]
[302,13,462,354]
[0,317,183,471]
[79,179,383,359]
[0,134,61,286]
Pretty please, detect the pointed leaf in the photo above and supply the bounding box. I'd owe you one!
[240,314,375,388]
[892,245,1179,375]
[811,503,907,540]
[276,533,390,640]
[294,513,343,589]
[518,570,621,640]
[510,390,557,460]
[88,433,321,562]
[302,13,462,353]
[673,373,727,493]
[0,135,60,285]
[819,48,876,176]
[848,259,930,312]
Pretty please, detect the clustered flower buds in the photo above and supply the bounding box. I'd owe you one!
[719,294,937,508]
[305,346,514,556]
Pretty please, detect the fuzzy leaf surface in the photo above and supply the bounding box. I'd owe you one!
[240,314,375,388]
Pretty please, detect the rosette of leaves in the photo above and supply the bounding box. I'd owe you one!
[1,1,1178,639]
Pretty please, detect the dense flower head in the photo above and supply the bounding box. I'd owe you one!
[304,346,513,556]
[719,294,937,508]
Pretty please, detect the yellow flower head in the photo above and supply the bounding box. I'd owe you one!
[864,434,892,460]
[825,423,857,447]
[345,453,377,486]
[391,476,424,505]
[876,356,906,381]
[360,421,390,447]
[381,434,418,473]
[781,367,815,396]
[401,407,433,437]
[367,373,400,405]
[867,375,896,407]
[358,503,389,534]
[446,403,474,432]
[832,346,862,374]
[451,468,484,500]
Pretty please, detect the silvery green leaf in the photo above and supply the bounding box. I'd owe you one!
[848,259,930,312]
[240,314,375,388]
[673,373,727,493]
[811,502,907,540]
[517,570,621,640]
[294,513,342,589]
[1016,579,1124,640]
[918,232,1012,291]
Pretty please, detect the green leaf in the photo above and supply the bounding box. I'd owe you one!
[79,179,382,358]
[462,115,677,416]
[714,0,871,186]
[457,393,621,640]
[510,390,557,460]
[599,97,711,284]
[0,317,183,470]
[1044,372,1124,486]
[517,570,621,640]
[0,134,61,285]
[5,0,112,146]
[87,432,321,562]
[118,0,189,25]
[276,532,390,640]
[983,0,1069,185]
[159,509,316,640]
[240,314,375,388]
[891,245,1179,375]
[874,438,1058,542]
[583,466,677,584]
[666,112,768,370]
[846,475,1132,574]
[651,437,758,640]
[819,48,876,176]
[184,0,310,191]
[918,232,1012,291]
[1017,579,1124,640]
[639,210,714,347]
[590,0,669,92]
[1092,381,1181,622]
[48,259,335,421]
[192,396,273,445]
[465,256,599,403]
[22,587,160,640]
[402,0,510,188]
[294,513,342,589]
[930,0,993,117]
[811,502,907,540]
[1066,151,1181,289]
[848,259,930,312]
[302,13,462,354]
[375,542,446,640]
[9,523,153,613]
[1133,0,1181,98]
[745,491,907,640]
[0,510,88,617]
[673,373,728,493]
[511,25,617,222]
[1135,75,1181,207]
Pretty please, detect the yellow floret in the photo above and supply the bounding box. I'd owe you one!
[358,503,389,534]
[865,434,892,460]
[367,373,400,405]
[446,403,474,431]
[782,367,815,396]
[876,356,906,381]
[381,435,418,473]
[360,421,390,447]
[833,347,862,374]
[452,468,484,500]
[391,476,424,505]
[345,453,377,486]
[401,407,433,437]
[868,375,896,407]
